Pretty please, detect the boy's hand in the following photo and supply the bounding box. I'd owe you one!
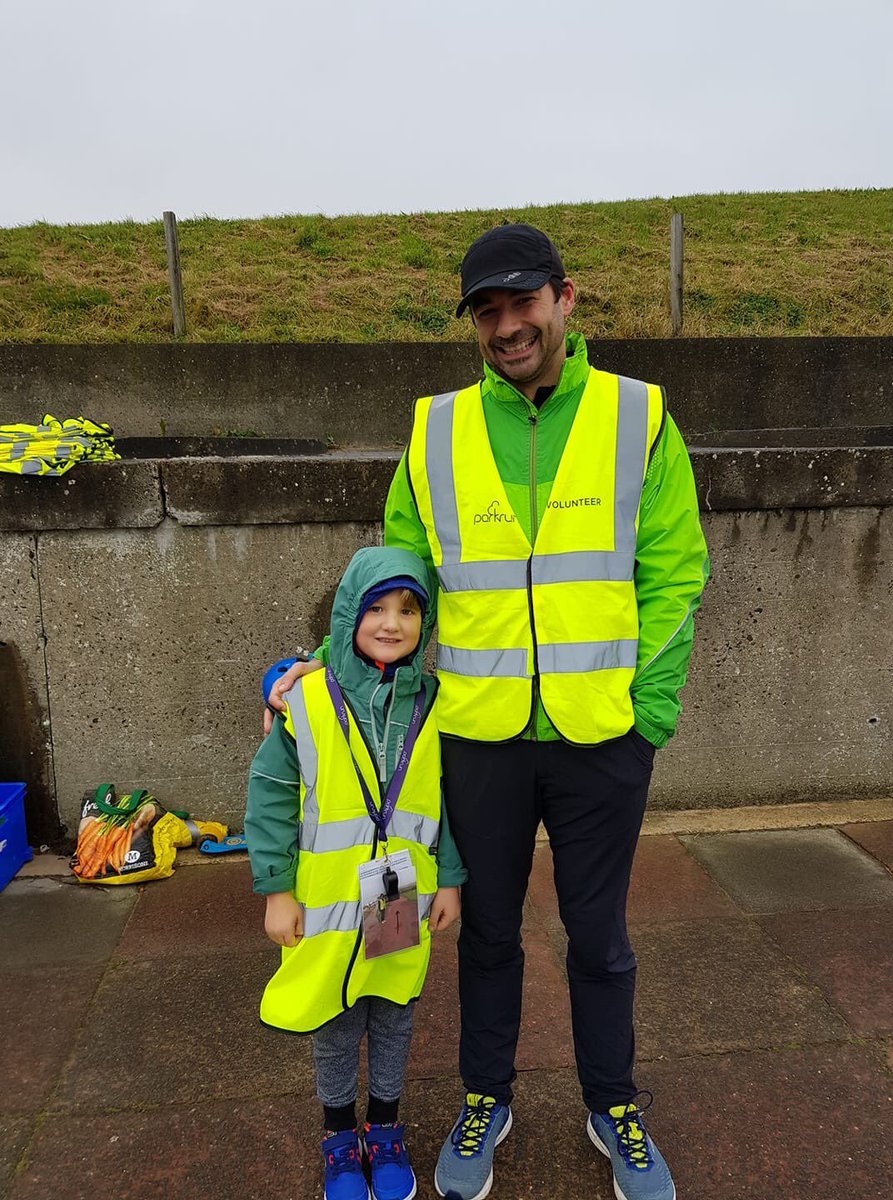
[263,657,323,735]
[429,886,461,932]
[264,892,305,947]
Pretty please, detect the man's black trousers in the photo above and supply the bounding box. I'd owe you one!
[442,730,654,1113]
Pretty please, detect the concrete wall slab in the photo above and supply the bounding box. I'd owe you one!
[653,508,892,807]
[37,520,379,832]
[0,534,56,840]
[2,338,891,445]
[0,461,162,532]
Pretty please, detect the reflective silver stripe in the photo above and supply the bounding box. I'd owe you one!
[9,440,28,459]
[303,892,436,938]
[311,815,375,853]
[531,549,635,585]
[437,559,527,592]
[303,899,361,938]
[538,640,638,674]
[439,549,636,592]
[21,460,42,474]
[426,391,462,563]
[285,683,320,843]
[614,375,649,554]
[437,645,530,678]
[390,810,439,849]
[308,809,439,854]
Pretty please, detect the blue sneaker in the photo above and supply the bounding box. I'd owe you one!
[587,1094,675,1200]
[434,1093,513,1200]
[364,1123,416,1200]
[322,1128,369,1200]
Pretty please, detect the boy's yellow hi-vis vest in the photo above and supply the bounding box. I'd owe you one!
[407,368,664,745]
[260,669,441,1034]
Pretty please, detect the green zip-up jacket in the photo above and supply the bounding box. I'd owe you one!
[246,546,467,895]
[380,333,709,748]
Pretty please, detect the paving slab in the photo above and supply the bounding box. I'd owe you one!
[0,965,105,1115]
[512,925,575,1072]
[681,828,893,913]
[634,917,848,1058]
[760,908,893,1035]
[52,950,315,1111]
[409,921,575,1079]
[115,861,263,961]
[9,1095,318,1200]
[406,926,460,1079]
[640,1042,893,1200]
[841,819,893,871]
[527,837,741,931]
[0,1116,35,1199]
[627,834,741,925]
[525,840,560,926]
[0,879,136,969]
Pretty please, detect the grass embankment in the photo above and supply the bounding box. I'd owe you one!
[1,189,891,342]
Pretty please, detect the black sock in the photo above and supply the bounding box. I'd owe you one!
[366,1094,400,1126]
[323,1101,357,1133]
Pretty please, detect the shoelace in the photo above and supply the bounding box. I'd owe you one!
[326,1139,361,1176]
[452,1095,497,1158]
[608,1090,655,1171]
[366,1125,407,1165]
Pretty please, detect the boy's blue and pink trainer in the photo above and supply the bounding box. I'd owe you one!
[364,1122,416,1200]
[322,1128,369,1200]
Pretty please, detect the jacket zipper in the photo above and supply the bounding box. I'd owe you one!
[528,410,540,741]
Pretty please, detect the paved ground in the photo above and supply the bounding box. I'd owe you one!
[2,808,892,1200]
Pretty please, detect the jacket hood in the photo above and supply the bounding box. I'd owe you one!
[329,546,437,696]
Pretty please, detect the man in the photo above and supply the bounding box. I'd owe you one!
[271,224,708,1200]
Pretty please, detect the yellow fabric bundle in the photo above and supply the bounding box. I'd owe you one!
[0,413,119,476]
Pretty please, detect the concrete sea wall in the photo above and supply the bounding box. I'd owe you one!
[1,338,890,839]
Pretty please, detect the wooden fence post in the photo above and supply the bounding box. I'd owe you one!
[163,211,186,337]
[670,212,684,336]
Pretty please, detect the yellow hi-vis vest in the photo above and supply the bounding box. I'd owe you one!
[260,669,441,1034]
[407,367,664,744]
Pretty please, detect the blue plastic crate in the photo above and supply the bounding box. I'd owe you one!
[0,783,33,892]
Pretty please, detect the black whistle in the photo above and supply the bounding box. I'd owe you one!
[383,866,400,902]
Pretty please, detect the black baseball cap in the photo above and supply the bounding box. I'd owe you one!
[456,223,566,317]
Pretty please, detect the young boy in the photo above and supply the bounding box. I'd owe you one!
[246,546,465,1200]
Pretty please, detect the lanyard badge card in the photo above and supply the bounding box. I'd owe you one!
[358,847,419,959]
[325,668,425,960]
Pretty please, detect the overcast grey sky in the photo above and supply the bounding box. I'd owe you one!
[2,0,891,227]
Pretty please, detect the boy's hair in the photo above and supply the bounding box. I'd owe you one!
[397,587,422,612]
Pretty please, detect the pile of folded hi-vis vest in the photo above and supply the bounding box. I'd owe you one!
[0,414,119,476]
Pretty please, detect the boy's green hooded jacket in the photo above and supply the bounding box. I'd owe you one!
[246,546,466,895]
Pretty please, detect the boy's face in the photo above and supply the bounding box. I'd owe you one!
[355,589,422,664]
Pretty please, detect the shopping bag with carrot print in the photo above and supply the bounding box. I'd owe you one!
[70,784,226,885]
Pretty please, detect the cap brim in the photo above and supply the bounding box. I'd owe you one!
[456,269,551,317]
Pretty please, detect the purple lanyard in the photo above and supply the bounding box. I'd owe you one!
[325,667,427,841]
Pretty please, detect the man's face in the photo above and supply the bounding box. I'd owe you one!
[469,281,576,393]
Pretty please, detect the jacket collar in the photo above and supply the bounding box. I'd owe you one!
[481,332,590,409]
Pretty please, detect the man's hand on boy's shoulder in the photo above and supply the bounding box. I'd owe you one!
[264,892,305,946]
[263,658,324,735]
[430,886,461,933]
